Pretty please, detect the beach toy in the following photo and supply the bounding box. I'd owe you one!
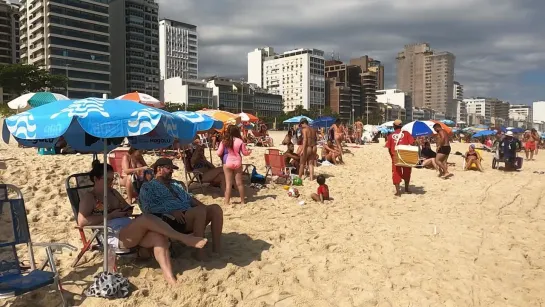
[283,185,290,190]
[287,187,300,198]
[292,177,303,186]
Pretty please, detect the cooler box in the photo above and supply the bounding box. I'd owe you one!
[38,147,56,155]
[394,145,420,167]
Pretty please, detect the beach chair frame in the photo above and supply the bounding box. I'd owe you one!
[0,184,76,306]
[65,173,135,270]
[264,150,295,184]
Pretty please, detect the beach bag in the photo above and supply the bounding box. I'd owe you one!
[250,167,266,184]
[84,272,130,299]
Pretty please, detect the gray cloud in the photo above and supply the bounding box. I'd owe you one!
[159,0,545,104]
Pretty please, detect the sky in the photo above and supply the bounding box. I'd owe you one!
[159,0,545,105]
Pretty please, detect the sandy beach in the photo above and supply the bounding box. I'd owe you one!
[2,130,545,307]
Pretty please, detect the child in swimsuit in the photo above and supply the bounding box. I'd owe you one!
[311,175,330,203]
[217,125,252,205]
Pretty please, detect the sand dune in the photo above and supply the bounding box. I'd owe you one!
[1,131,544,307]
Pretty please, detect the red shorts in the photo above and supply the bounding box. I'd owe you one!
[391,161,411,185]
[525,142,536,151]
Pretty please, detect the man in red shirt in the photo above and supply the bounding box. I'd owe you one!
[385,119,415,196]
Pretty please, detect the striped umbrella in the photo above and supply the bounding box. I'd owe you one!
[7,92,69,110]
[116,91,165,108]
[197,109,241,127]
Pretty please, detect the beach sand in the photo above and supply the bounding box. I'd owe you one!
[1,131,544,307]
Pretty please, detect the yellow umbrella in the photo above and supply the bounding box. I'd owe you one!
[197,109,241,129]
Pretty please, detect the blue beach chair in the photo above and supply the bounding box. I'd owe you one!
[0,184,76,306]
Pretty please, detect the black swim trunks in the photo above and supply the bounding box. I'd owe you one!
[153,212,191,234]
[438,146,451,155]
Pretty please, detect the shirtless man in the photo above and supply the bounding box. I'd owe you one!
[354,118,363,145]
[433,123,452,178]
[299,118,317,180]
[330,119,344,163]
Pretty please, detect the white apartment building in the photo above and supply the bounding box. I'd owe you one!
[509,104,532,123]
[19,0,111,99]
[456,100,468,123]
[163,77,212,108]
[376,89,407,109]
[464,98,494,125]
[248,47,325,112]
[533,101,545,123]
[159,19,198,81]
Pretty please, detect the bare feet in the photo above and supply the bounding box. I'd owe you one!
[164,275,177,285]
[181,235,208,249]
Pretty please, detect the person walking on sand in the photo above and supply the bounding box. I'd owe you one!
[385,119,415,196]
[433,123,452,178]
[354,118,363,145]
[299,118,317,181]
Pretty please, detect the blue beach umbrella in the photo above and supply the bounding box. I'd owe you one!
[2,97,198,272]
[440,119,455,126]
[172,111,223,132]
[472,130,496,138]
[283,115,313,124]
[311,116,335,128]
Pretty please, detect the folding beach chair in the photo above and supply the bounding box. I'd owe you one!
[65,173,135,270]
[182,149,206,193]
[0,184,76,307]
[264,150,295,184]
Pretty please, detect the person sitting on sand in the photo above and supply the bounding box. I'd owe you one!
[282,130,293,145]
[189,136,226,192]
[121,147,150,204]
[464,144,484,172]
[321,140,341,164]
[284,142,300,172]
[420,141,439,170]
[79,160,206,285]
[139,158,224,259]
[311,175,330,203]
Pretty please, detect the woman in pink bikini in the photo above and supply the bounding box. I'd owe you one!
[217,125,252,205]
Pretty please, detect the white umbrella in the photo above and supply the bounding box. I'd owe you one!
[379,121,394,127]
[116,92,165,108]
[7,92,69,110]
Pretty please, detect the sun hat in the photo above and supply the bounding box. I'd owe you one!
[506,131,514,136]
[393,119,402,126]
[151,158,179,171]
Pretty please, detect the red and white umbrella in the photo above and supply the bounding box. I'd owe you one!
[115,91,165,108]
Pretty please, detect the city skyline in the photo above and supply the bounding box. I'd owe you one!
[158,0,545,105]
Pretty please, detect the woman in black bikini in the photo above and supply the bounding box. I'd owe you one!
[78,161,207,285]
[464,144,483,171]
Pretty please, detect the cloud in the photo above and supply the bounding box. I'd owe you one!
[158,0,545,104]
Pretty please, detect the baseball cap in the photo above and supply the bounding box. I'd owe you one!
[506,131,514,136]
[393,119,402,126]
[151,157,179,170]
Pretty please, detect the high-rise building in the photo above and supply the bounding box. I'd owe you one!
[464,97,509,126]
[453,81,465,123]
[0,0,20,103]
[0,0,19,65]
[110,0,159,98]
[396,43,455,118]
[533,101,545,123]
[159,19,198,81]
[19,0,111,99]
[325,61,361,122]
[247,47,325,112]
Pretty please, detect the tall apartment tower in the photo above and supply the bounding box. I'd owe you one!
[159,19,198,80]
[0,0,20,65]
[0,0,20,103]
[19,0,111,99]
[110,0,159,97]
[396,43,455,118]
[248,47,325,112]
[349,56,385,117]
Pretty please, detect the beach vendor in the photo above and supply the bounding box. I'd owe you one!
[139,158,224,259]
[385,119,415,196]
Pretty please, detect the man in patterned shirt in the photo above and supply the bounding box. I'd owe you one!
[140,158,223,257]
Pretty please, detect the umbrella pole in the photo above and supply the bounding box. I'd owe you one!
[102,141,109,272]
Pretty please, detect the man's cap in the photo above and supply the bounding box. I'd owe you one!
[506,131,514,136]
[300,118,309,124]
[393,119,402,126]
[151,157,179,170]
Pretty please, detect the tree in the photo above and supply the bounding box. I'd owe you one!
[0,64,68,96]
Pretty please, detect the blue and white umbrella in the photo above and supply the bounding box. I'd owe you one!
[440,119,455,126]
[472,130,496,138]
[172,111,223,132]
[401,120,436,137]
[283,115,313,124]
[2,97,198,272]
